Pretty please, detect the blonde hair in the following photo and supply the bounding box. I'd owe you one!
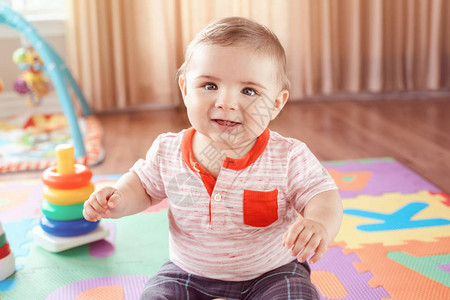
[178,17,290,90]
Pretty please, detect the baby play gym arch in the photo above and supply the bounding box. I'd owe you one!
[0,2,91,159]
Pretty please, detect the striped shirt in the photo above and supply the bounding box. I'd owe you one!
[131,127,337,281]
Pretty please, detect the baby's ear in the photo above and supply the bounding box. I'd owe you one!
[271,89,289,120]
[178,75,188,100]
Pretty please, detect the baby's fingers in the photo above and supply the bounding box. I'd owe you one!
[107,193,120,209]
[90,196,110,217]
[83,188,114,221]
[297,233,320,263]
[283,222,304,249]
[92,187,115,209]
[291,229,313,257]
[309,240,328,264]
[83,201,102,222]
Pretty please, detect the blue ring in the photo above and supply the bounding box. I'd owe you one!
[40,216,99,237]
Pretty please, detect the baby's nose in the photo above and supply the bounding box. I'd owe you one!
[215,95,238,110]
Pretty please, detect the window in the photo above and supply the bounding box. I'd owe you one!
[0,0,67,39]
[10,0,66,20]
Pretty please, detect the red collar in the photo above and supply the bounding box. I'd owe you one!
[181,127,270,196]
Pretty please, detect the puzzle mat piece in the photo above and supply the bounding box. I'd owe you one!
[437,264,450,273]
[0,175,166,222]
[335,191,450,248]
[430,191,450,207]
[0,218,36,291]
[2,218,36,259]
[46,275,149,300]
[0,267,17,291]
[338,236,450,299]
[92,174,121,182]
[311,246,389,299]
[88,222,116,258]
[327,169,372,194]
[323,158,441,198]
[0,180,43,222]
[0,211,169,299]
[0,175,120,223]
[387,252,450,287]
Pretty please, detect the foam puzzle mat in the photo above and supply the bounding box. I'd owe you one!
[0,158,449,299]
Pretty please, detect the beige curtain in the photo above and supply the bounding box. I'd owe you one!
[66,0,450,112]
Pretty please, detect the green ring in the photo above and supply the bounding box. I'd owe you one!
[41,200,85,221]
[0,233,6,248]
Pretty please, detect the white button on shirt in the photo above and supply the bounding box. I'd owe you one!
[213,193,222,202]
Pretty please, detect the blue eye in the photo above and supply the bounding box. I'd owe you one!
[204,83,217,90]
[242,88,257,96]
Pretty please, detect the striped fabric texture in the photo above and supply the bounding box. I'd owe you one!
[131,128,337,281]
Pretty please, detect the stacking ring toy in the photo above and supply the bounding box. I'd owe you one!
[0,233,6,247]
[41,200,85,221]
[0,251,15,281]
[0,242,11,259]
[42,164,92,189]
[42,182,95,205]
[40,216,99,237]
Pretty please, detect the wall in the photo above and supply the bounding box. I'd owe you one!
[0,19,66,117]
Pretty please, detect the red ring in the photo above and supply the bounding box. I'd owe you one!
[42,164,93,189]
[0,242,11,260]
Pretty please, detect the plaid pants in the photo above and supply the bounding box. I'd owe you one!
[140,260,320,300]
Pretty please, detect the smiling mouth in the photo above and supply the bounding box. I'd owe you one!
[212,119,241,129]
[214,119,240,126]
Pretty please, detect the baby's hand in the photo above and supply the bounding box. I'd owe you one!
[282,217,329,264]
[83,186,121,222]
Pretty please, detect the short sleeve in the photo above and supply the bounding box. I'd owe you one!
[130,134,167,201]
[287,140,337,213]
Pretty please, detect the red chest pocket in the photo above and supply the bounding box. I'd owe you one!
[243,189,278,227]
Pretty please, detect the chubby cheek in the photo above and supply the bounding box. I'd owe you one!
[242,105,273,137]
[185,98,211,128]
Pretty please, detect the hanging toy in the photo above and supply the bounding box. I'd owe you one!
[12,46,52,108]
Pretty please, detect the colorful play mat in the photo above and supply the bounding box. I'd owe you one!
[0,158,449,299]
[0,113,104,173]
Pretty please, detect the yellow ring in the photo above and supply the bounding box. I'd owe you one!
[42,182,95,205]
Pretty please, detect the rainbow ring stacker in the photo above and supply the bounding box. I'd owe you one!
[42,164,92,189]
[40,216,99,237]
[0,251,15,281]
[42,183,95,205]
[0,242,11,259]
[41,201,85,221]
[32,144,109,253]
[0,222,15,281]
[0,232,6,247]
